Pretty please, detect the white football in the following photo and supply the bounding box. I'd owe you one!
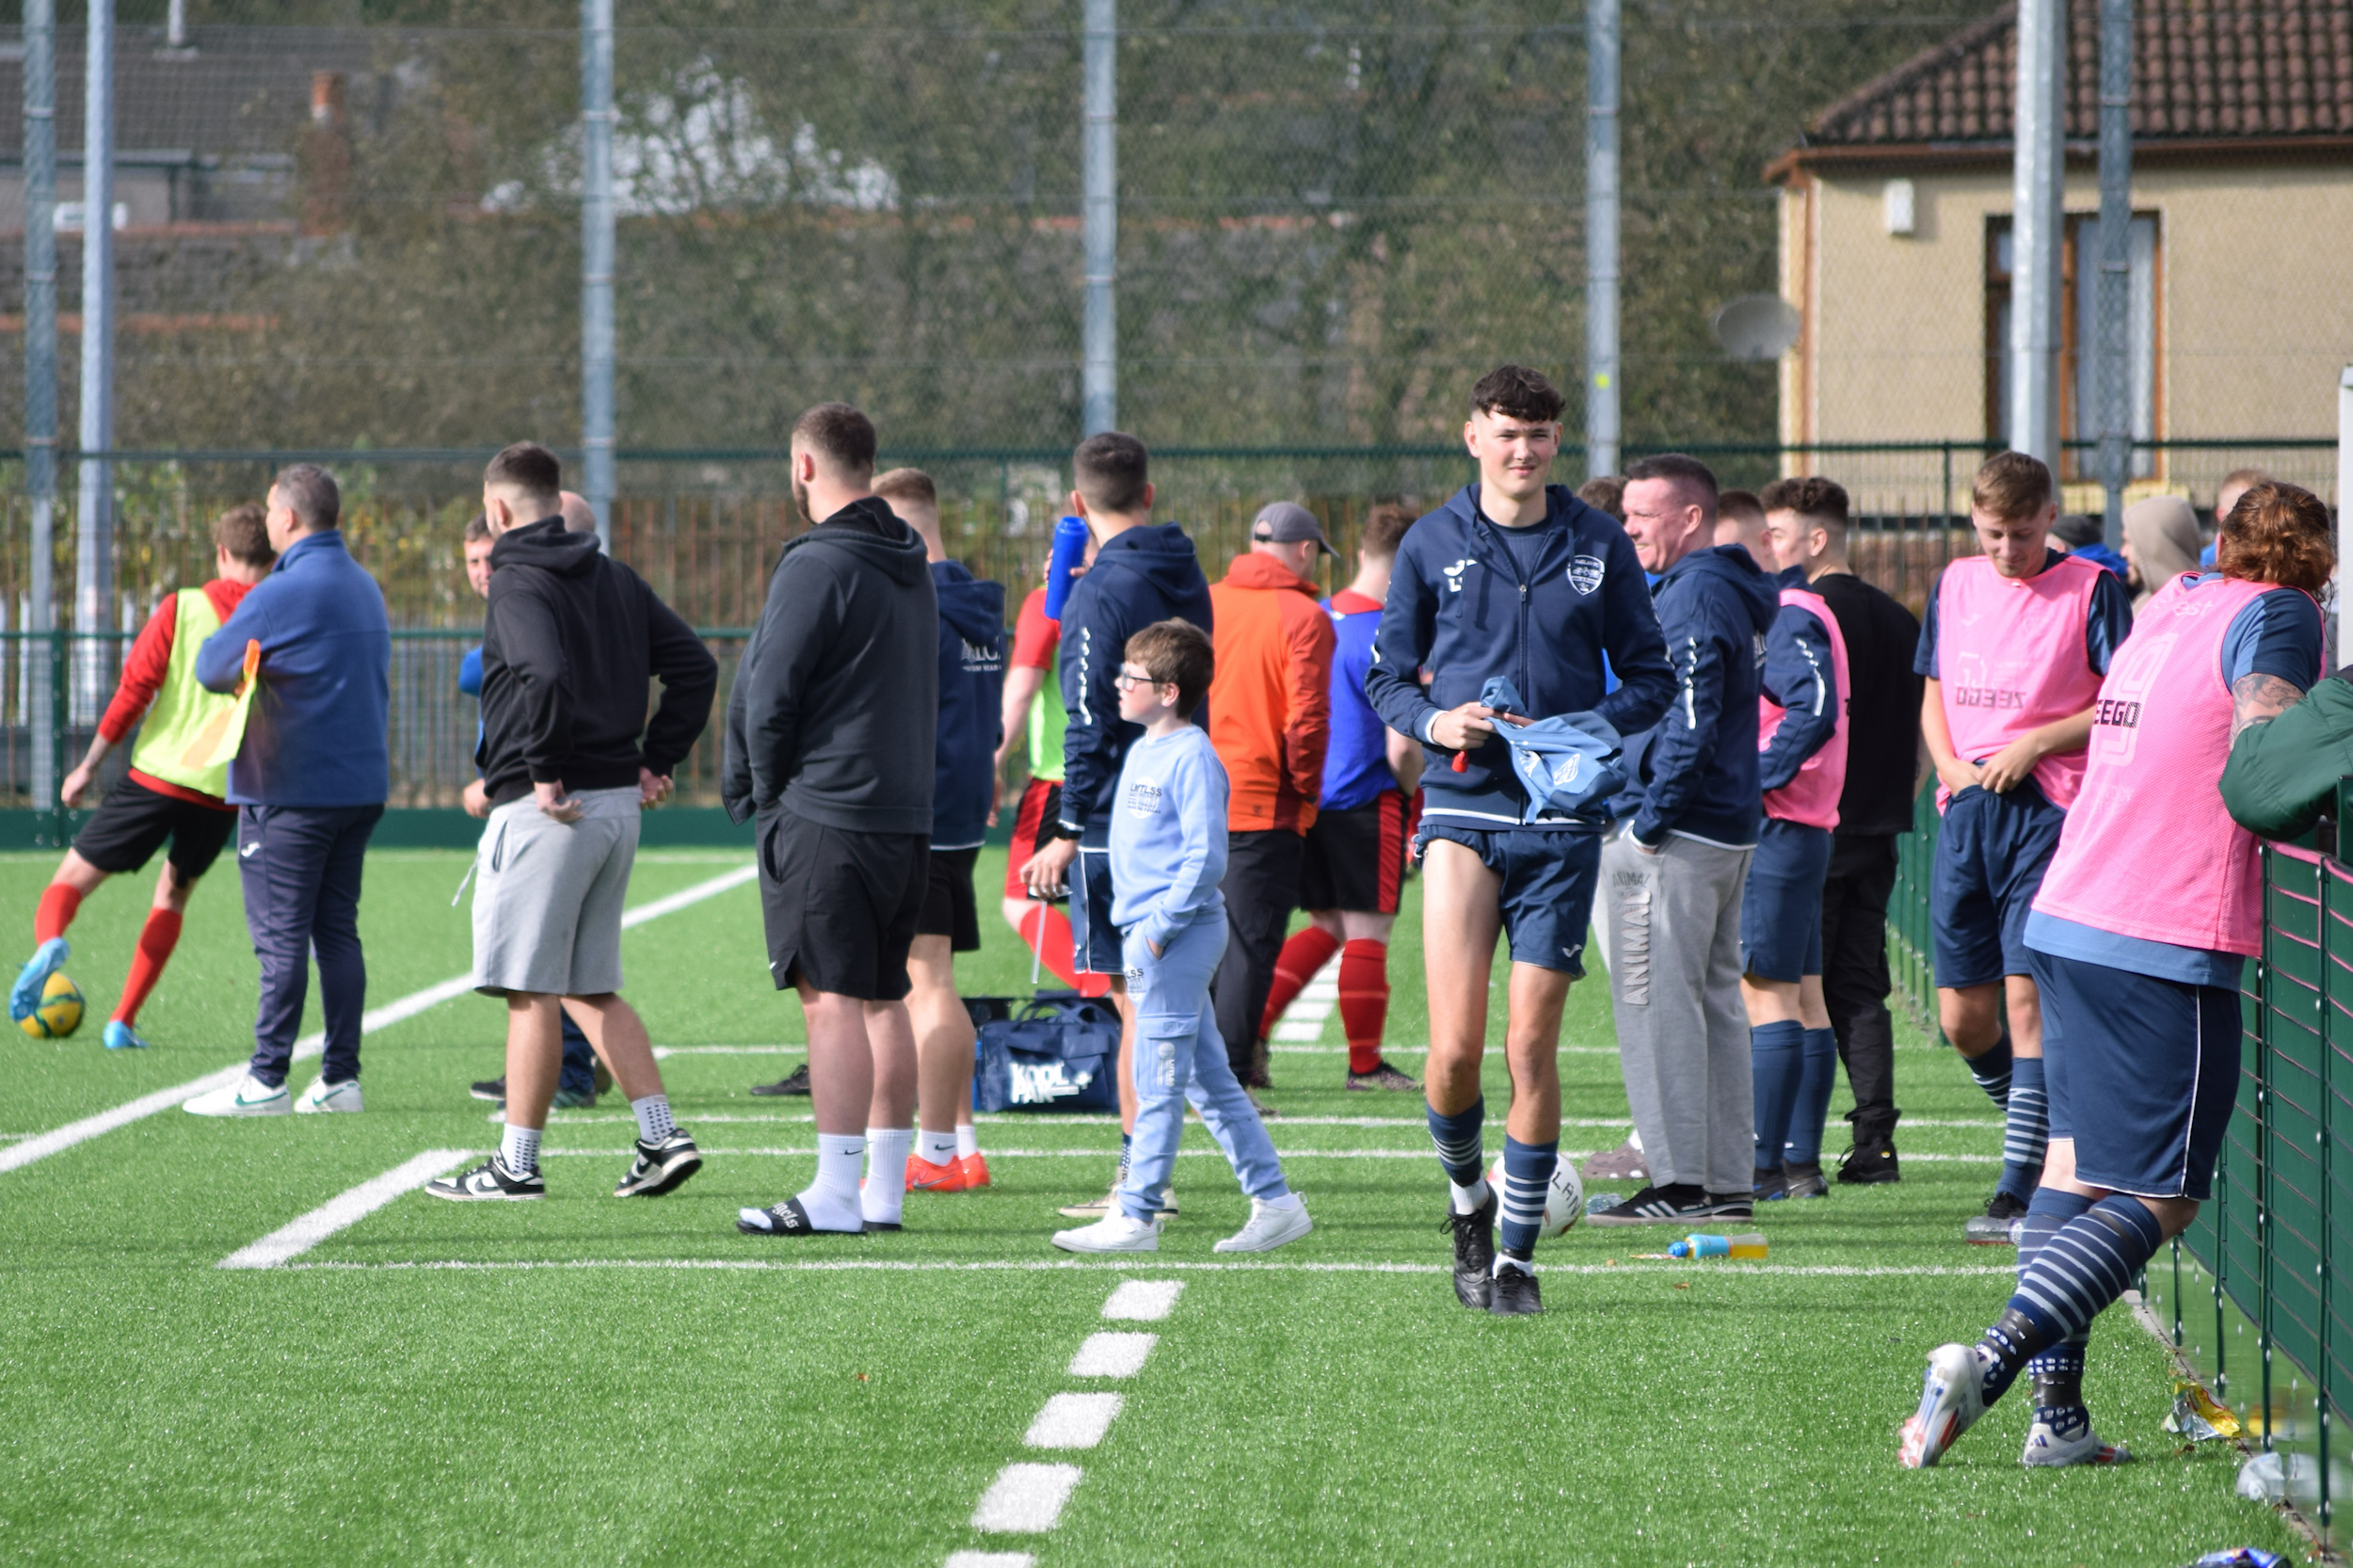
[1488,1152,1585,1239]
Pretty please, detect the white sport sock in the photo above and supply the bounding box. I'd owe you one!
[798,1133,865,1229]
[500,1122,542,1177]
[631,1093,676,1144]
[920,1129,959,1167]
[864,1126,912,1224]
[955,1124,979,1160]
[1265,1190,1303,1211]
[1449,1176,1492,1215]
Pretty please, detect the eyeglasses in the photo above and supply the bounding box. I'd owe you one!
[1113,670,1162,690]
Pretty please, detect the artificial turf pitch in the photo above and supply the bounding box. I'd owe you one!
[0,846,2303,1566]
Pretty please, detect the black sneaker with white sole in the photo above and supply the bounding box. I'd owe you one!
[1444,1190,1498,1310]
[1964,1190,2029,1244]
[425,1154,544,1201]
[737,1196,860,1236]
[1346,1061,1420,1093]
[1706,1192,1755,1222]
[1584,1182,1711,1225]
[1488,1262,1543,1317]
[614,1131,702,1197]
[750,1064,810,1096]
[469,1077,506,1104]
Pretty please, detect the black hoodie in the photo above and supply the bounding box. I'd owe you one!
[478,518,719,806]
[723,496,938,835]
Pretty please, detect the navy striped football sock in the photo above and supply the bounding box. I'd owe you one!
[1428,1097,1487,1210]
[1750,1020,1804,1177]
[2018,1189,2095,1430]
[1965,1031,2013,1109]
[1981,1195,2163,1404]
[1998,1057,2048,1202]
[1497,1135,1558,1265]
[1786,1026,1840,1165]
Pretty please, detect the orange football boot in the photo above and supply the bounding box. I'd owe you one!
[957,1150,992,1189]
[907,1154,970,1192]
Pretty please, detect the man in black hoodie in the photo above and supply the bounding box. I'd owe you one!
[728,404,940,1240]
[427,441,719,1207]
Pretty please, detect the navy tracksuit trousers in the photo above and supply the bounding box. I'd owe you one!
[237,803,384,1087]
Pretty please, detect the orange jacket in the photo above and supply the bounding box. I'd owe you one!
[1208,552,1336,833]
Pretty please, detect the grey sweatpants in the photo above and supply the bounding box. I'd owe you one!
[1599,830,1753,1193]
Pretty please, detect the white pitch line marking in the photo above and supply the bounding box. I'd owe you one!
[945,1553,1035,1568]
[970,1463,1082,1533]
[1102,1279,1185,1319]
[1,863,755,1177]
[217,1149,472,1270]
[651,1045,803,1059]
[1023,1392,1124,1450]
[1067,1332,1157,1378]
[282,1257,2022,1279]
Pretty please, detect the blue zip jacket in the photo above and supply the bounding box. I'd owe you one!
[1058,522,1215,846]
[1364,484,1672,831]
[1622,544,1778,848]
[932,560,1007,851]
[1757,568,1840,794]
[195,528,391,807]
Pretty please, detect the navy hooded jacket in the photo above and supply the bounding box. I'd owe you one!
[1622,544,1779,849]
[1364,484,1672,831]
[1756,567,1840,795]
[1058,522,1215,845]
[932,559,1007,851]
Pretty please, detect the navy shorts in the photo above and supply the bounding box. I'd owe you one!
[1415,822,1600,976]
[1931,781,2066,989]
[2029,946,2242,1201]
[1070,845,1123,977]
[1740,817,1832,984]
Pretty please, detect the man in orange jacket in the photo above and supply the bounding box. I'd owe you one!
[1208,503,1337,1096]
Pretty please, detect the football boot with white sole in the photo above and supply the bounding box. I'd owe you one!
[2021,1418,2130,1467]
[10,936,67,1024]
[1899,1343,1990,1468]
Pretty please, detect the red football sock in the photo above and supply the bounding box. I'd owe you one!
[112,908,183,1027]
[1337,938,1392,1076]
[1260,926,1342,1039]
[35,884,82,944]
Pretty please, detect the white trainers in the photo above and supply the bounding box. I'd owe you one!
[2021,1418,2130,1467]
[1212,1194,1314,1254]
[294,1077,363,1114]
[1051,1210,1164,1254]
[1899,1342,1990,1468]
[184,1073,292,1117]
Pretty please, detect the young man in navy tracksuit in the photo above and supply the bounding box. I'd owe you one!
[1364,365,1674,1316]
[183,463,392,1117]
[1019,431,1216,1220]
[878,467,1006,1194]
[1588,454,1780,1227]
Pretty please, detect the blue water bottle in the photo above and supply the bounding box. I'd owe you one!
[1042,515,1090,621]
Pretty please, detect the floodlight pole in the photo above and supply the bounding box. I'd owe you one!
[1585,0,1620,479]
[2009,0,2065,469]
[2338,365,2352,668]
[1080,0,1117,437]
[24,0,57,828]
[2094,0,2134,547]
[581,0,615,551]
[76,0,114,728]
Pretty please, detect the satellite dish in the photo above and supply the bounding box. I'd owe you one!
[1713,295,1801,361]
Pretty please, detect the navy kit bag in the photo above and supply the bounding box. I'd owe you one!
[973,994,1122,1112]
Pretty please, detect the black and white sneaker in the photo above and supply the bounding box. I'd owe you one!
[1706,1192,1755,1222]
[1964,1190,2029,1244]
[1782,1160,1829,1200]
[750,1064,810,1097]
[1584,1182,1711,1226]
[469,1076,506,1104]
[737,1196,859,1236]
[1444,1190,1498,1310]
[424,1155,544,1202]
[1488,1262,1543,1317]
[614,1131,702,1197]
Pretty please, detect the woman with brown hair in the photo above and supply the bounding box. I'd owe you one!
[1902,480,2332,1472]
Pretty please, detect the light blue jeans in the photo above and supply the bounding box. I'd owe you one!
[1117,917,1289,1222]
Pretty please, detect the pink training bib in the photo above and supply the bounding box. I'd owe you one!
[2034,573,2309,957]
[1759,585,1850,830]
[1935,552,2108,809]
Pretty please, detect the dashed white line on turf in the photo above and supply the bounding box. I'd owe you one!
[217,1149,471,1269]
[0,863,755,1178]
[1067,1333,1157,1376]
[1023,1393,1125,1449]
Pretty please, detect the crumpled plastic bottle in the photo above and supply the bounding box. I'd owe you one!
[2183,1548,2285,1568]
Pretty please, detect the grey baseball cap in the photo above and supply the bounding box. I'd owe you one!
[1251,501,1335,555]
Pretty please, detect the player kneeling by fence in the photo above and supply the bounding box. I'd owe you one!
[426,441,718,1204]
[1901,480,2333,1471]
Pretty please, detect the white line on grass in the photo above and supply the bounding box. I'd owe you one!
[217,1149,472,1270]
[945,1554,1035,1568]
[1023,1393,1124,1449]
[1067,1333,1156,1377]
[1102,1279,1184,1320]
[970,1464,1083,1533]
[0,863,756,1177]
[282,1256,2020,1279]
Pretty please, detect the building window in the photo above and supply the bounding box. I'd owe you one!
[1986,213,2160,474]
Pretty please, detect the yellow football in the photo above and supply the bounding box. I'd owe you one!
[21,972,84,1039]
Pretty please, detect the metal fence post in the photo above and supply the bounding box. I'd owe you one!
[44,625,67,845]
[2093,0,2134,547]
[1584,0,1620,480]
[1080,0,1117,437]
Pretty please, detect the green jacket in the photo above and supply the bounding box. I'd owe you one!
[2219,675,2353,840]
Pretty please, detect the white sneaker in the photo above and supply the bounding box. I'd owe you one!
[1213,1194,1313,1254]
[294,1077,363,1114]
[1051,1210,1163,1254]
[1899,1343,1990,1468]
[2021,1418,2130,1467]
[184,1073,293,1117]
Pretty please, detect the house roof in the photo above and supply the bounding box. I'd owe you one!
[1770,0,2353,179]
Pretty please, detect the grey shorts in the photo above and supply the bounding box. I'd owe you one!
[471,787,641,998]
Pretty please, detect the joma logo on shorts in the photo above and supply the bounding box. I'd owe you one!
[1950,686,2025,710]
[2093,697,2142,728]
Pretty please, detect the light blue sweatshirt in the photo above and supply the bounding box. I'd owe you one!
[1109,725,1229,952]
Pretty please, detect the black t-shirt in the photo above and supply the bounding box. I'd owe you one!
[1811,571,1922,838]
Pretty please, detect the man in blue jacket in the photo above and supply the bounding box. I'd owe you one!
[1364,364,1674,1316]
[878,467,1006,1194]
[1586,454,1780,1228]
[184,463,392,1117]
[1020,431,1215,1220]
